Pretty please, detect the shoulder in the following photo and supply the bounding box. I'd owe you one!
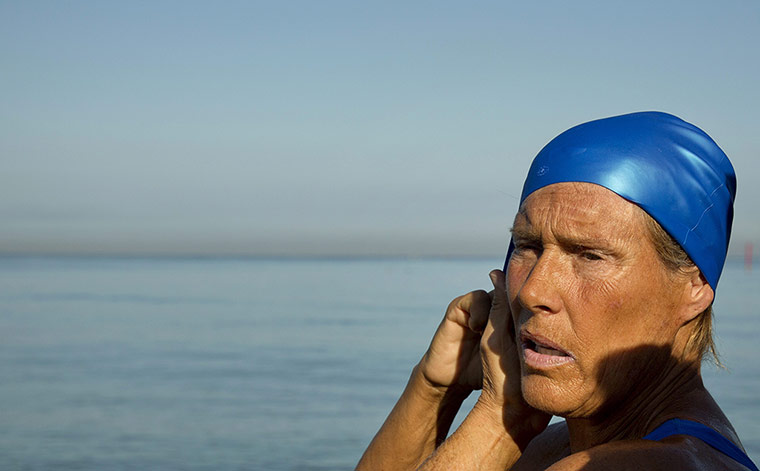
[545,434,749,471]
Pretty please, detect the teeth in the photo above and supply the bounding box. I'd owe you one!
[530,340,567,357]
[535,345,564,356]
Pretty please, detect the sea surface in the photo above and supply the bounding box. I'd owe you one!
[1,256,758,470]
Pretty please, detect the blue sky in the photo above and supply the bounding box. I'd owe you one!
[2,1,758,256]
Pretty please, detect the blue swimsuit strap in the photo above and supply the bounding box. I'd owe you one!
[642,418,758,471]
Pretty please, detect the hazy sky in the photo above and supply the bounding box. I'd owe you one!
[2,1,759,256]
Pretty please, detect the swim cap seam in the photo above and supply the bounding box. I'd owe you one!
[683,183,724,246]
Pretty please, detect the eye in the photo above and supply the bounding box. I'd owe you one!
[581,251,603,261]
[514,240,542,255]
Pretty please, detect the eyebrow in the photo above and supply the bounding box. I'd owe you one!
[510,226,539,242]
[510,224,618,253]
[556,234,615,252]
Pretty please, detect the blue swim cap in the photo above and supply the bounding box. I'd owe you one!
[504,111,736,289]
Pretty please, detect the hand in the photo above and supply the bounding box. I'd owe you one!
[408,270,550,471]
[356,282,492,471]
[418,283,492,393]
[477,269,550,435]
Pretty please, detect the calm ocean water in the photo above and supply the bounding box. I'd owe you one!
[0,256,757,470]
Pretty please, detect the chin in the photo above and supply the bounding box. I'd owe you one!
[521,373,586,417]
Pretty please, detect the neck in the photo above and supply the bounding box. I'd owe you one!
[565,351,704,453]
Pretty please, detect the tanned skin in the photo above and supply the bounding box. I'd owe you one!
[357,183,749,471]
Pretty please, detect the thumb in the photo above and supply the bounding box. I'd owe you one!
[483,269,511,345]
[489,269,508,311]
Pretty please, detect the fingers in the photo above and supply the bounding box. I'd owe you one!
[444,290,490,333]
[489,269,508,311]
[485,269,509,329]
[482,269,513,355]
[447,271,508,335]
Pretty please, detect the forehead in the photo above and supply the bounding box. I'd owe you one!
[514,182,645,239]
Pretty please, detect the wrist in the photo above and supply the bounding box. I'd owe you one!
[473,394,548,451]
[471,394,509,434]
[440,401,518,466]
[408,364,473,446]
[412,362,472,404]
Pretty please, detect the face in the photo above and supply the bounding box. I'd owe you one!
[507,182,689,418]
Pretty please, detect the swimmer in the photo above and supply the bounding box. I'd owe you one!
[357,112,758,470]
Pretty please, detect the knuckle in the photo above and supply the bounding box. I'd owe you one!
[470,289,490,305]
[447,294,465,309]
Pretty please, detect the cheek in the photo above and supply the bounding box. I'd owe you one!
[606,298,624,313]
[574,263,625,304]
[577,267,637,320]
[567,279,638,360]
[506,258,529,303]
[572,280,671,354]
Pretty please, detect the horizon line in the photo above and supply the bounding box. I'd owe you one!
[0,251,504,261]
[0,252,755,263]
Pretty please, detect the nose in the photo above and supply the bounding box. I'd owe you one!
[514,248,564,316]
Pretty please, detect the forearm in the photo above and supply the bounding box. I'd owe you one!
[356,364,471,471]
[417,400,543,471]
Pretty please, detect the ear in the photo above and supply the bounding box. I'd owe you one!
[678,269,714,325]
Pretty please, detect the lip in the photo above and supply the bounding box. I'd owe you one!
[520,330,575,369]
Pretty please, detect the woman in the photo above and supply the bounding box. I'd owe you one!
[357,112,757,470]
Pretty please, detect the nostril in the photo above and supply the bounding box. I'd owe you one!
[517,266,562,315]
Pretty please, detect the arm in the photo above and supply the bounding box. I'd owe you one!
[416,402,545,471]
[355,365,471,470]
[417,270,550,470]
[356,284,493,470]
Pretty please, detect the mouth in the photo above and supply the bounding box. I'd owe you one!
[521,331,575,368]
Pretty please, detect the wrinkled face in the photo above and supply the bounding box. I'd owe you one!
[507,182,689,418]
